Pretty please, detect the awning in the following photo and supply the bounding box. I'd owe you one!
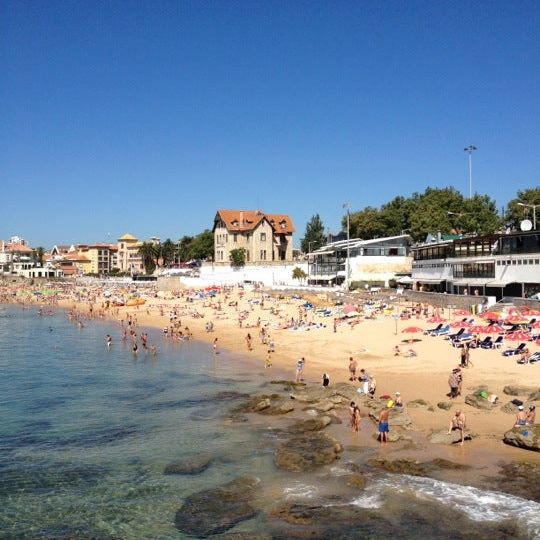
[451,278,491,287]
[416,278,445,284]
[485,280,517,287]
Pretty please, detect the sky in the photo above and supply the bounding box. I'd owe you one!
[1,0,539,247]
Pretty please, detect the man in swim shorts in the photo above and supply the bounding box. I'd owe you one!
[447,410,467,445]
[378,406,390,443]
[515,405,527,427]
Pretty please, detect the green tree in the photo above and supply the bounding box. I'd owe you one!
[188,230,214,260]
[178,235,194,262]
[506,188,540,229]
[138,242,157,275]
[160,238,177,267]
[229,247,246,268]
[301,214,326,253]
[346,206,387,239]
[33,247,45,266]
[292,266,307,284]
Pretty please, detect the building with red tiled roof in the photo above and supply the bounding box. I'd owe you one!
[213,210,294,263]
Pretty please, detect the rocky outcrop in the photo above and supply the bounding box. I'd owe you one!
[288,416,332,433]
[529,391,540,401]
[368,406,413,429]
[407,399,430,407]
[174,476,258,537]
[503,425,540,452]
[465,391,494,410]
[503,385,539,396]
[164,455,213,475]
[274,432,343,472]
[437,402,453,411]
[367,458,428,476]
[232,394,294,415]
[428,429,474,445]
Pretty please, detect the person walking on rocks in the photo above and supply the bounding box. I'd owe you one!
[378,406,390,443]
[353,405,361,433]
[348,357,357,381]
[447,410,467,445]
[359,369,370,395]
[295,357,305,382]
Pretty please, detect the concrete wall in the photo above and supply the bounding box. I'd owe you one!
[402,290,489,310]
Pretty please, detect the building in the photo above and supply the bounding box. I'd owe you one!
[411,230,540,299]
[0,239,34,274]
[76,243,118,275]
[308,235,412,286]
[213,210,294,264]
[117,233,145,274]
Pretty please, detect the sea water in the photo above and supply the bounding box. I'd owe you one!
[0,304,538,539]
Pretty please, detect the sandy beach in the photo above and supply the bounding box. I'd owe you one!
[3,280,540,468]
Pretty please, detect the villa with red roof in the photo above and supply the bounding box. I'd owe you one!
[213,210,294,263]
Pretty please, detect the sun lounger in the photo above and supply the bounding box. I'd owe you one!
[425,323,442,335]
[517,352,540,365]
[451,333,473,347]
[477,336,492,348]
[502,343,526,356]
[431,325,450,336]
[446,328,465,340]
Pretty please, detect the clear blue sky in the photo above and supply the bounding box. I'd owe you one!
[1,0,539,247]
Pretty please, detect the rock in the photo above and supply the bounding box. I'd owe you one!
[329,396,343,404]
[345,473,366,488]
[437,401,453,410]
[407,399,429,407]
[427,406,435,412]
[492,462,540,502]
[371,431,401,443]
[232,394,293,415]
[164,455,213,475]
[214,391,251,401]
[368,406,413,429]
[503,425,540,452]
[465,392,494,410]
[503,385,538,396]
[214,534,272,540]
[500,402,520,414]
[174,476,258,537]
[428,458,470,470]
[428,429,474,445]
[275,432,343,472]
[253,398,271,412]
[288,416,332,433]
[327,413,343,425]
[529,391,540,401]
[269,380,306,388]
[367,458,428,476]
[314,401,335,412]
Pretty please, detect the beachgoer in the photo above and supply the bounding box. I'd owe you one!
[106,334,112,348]
[348,401,356,429]
[378,407,390,443]
[359,369,370,395]
[394,392,403,407]
[447,410,467,445]
[368,376,376,398]
[526,405,536,425]
[348,357,357,381]
[246,333,253,351]
[353,406,361,433]
[393,345,401,356]
[515,405,527,426]
[448,369,460,399]
[213,337,218,354]
[322,373,330,387]
[295,357,305,382]
[265,350,272,369]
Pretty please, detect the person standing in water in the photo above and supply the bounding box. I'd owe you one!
[106,334,112,349]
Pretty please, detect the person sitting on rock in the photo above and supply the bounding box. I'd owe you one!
[447,410,467,445]
[515,405,527,427]
[394,392,403,407]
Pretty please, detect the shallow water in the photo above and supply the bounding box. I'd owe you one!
[0,304,538,539]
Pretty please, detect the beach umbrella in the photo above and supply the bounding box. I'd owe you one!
[343,304,357,314]
[536,338,540,347]
[486,324,505,333]
[450,320,471,328]
[530,320,540,329]
[468,325,488,334]
[504,316,529,325]
[401,326,423,334]
[480,312,501,321]
[345,311,360,317]
[453,309,470,316]
[505,331,531,341]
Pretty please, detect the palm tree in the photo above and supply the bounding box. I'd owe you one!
[138,242,157,275]
[161,239,176,267]
[33,247,45,267]
[292,266,307,285]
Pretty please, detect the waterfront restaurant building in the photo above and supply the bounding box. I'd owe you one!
[411,231,540,299]
[307,234,412,286]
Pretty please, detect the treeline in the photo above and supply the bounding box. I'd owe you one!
[342,187,539,242]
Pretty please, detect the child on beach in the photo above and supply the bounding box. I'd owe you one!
[322,373,330,387]
[265,350,272,368]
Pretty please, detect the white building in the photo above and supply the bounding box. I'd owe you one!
[411,231,540,299]
[308,235,412,286]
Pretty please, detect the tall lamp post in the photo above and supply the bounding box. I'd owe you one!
[342,203,351,290]
[517,202,539,230]
[464,145,477,199]
[308,241,315,279]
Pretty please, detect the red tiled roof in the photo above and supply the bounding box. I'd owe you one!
[266,214,295,234]
[63,253,90,262]
[6,243,33,253]
[215,210,294,234]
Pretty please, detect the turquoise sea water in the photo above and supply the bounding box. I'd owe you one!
[1,304,539,539]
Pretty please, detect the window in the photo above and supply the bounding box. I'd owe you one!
[260,233,266,242]
[233,234,237,243]
[260,249,267,261]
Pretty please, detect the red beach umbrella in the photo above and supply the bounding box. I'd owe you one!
[453,309,470,316]
[506,331,531,341]
[450,320,471,328]
[343,304,358,314]
[505,316,529,325]
[486,324,504,333]
[427,316,447,323]
[530,320,540,329]
[468,325,487,334]
[480,312,501,321]
[402,326,423,334]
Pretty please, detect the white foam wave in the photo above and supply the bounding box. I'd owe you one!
[283,482,318,500]
[350,490,384,509]
[377,474,540,539]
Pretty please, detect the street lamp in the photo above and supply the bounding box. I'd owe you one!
[307,241,316,278]
[342,203,351,290]
[464,145,477,199]
[517,202,539,230]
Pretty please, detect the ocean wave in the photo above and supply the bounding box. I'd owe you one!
[378,474,540,539]
[283,482,318,500]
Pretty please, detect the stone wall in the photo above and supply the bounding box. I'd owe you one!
[402,290,488,310]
